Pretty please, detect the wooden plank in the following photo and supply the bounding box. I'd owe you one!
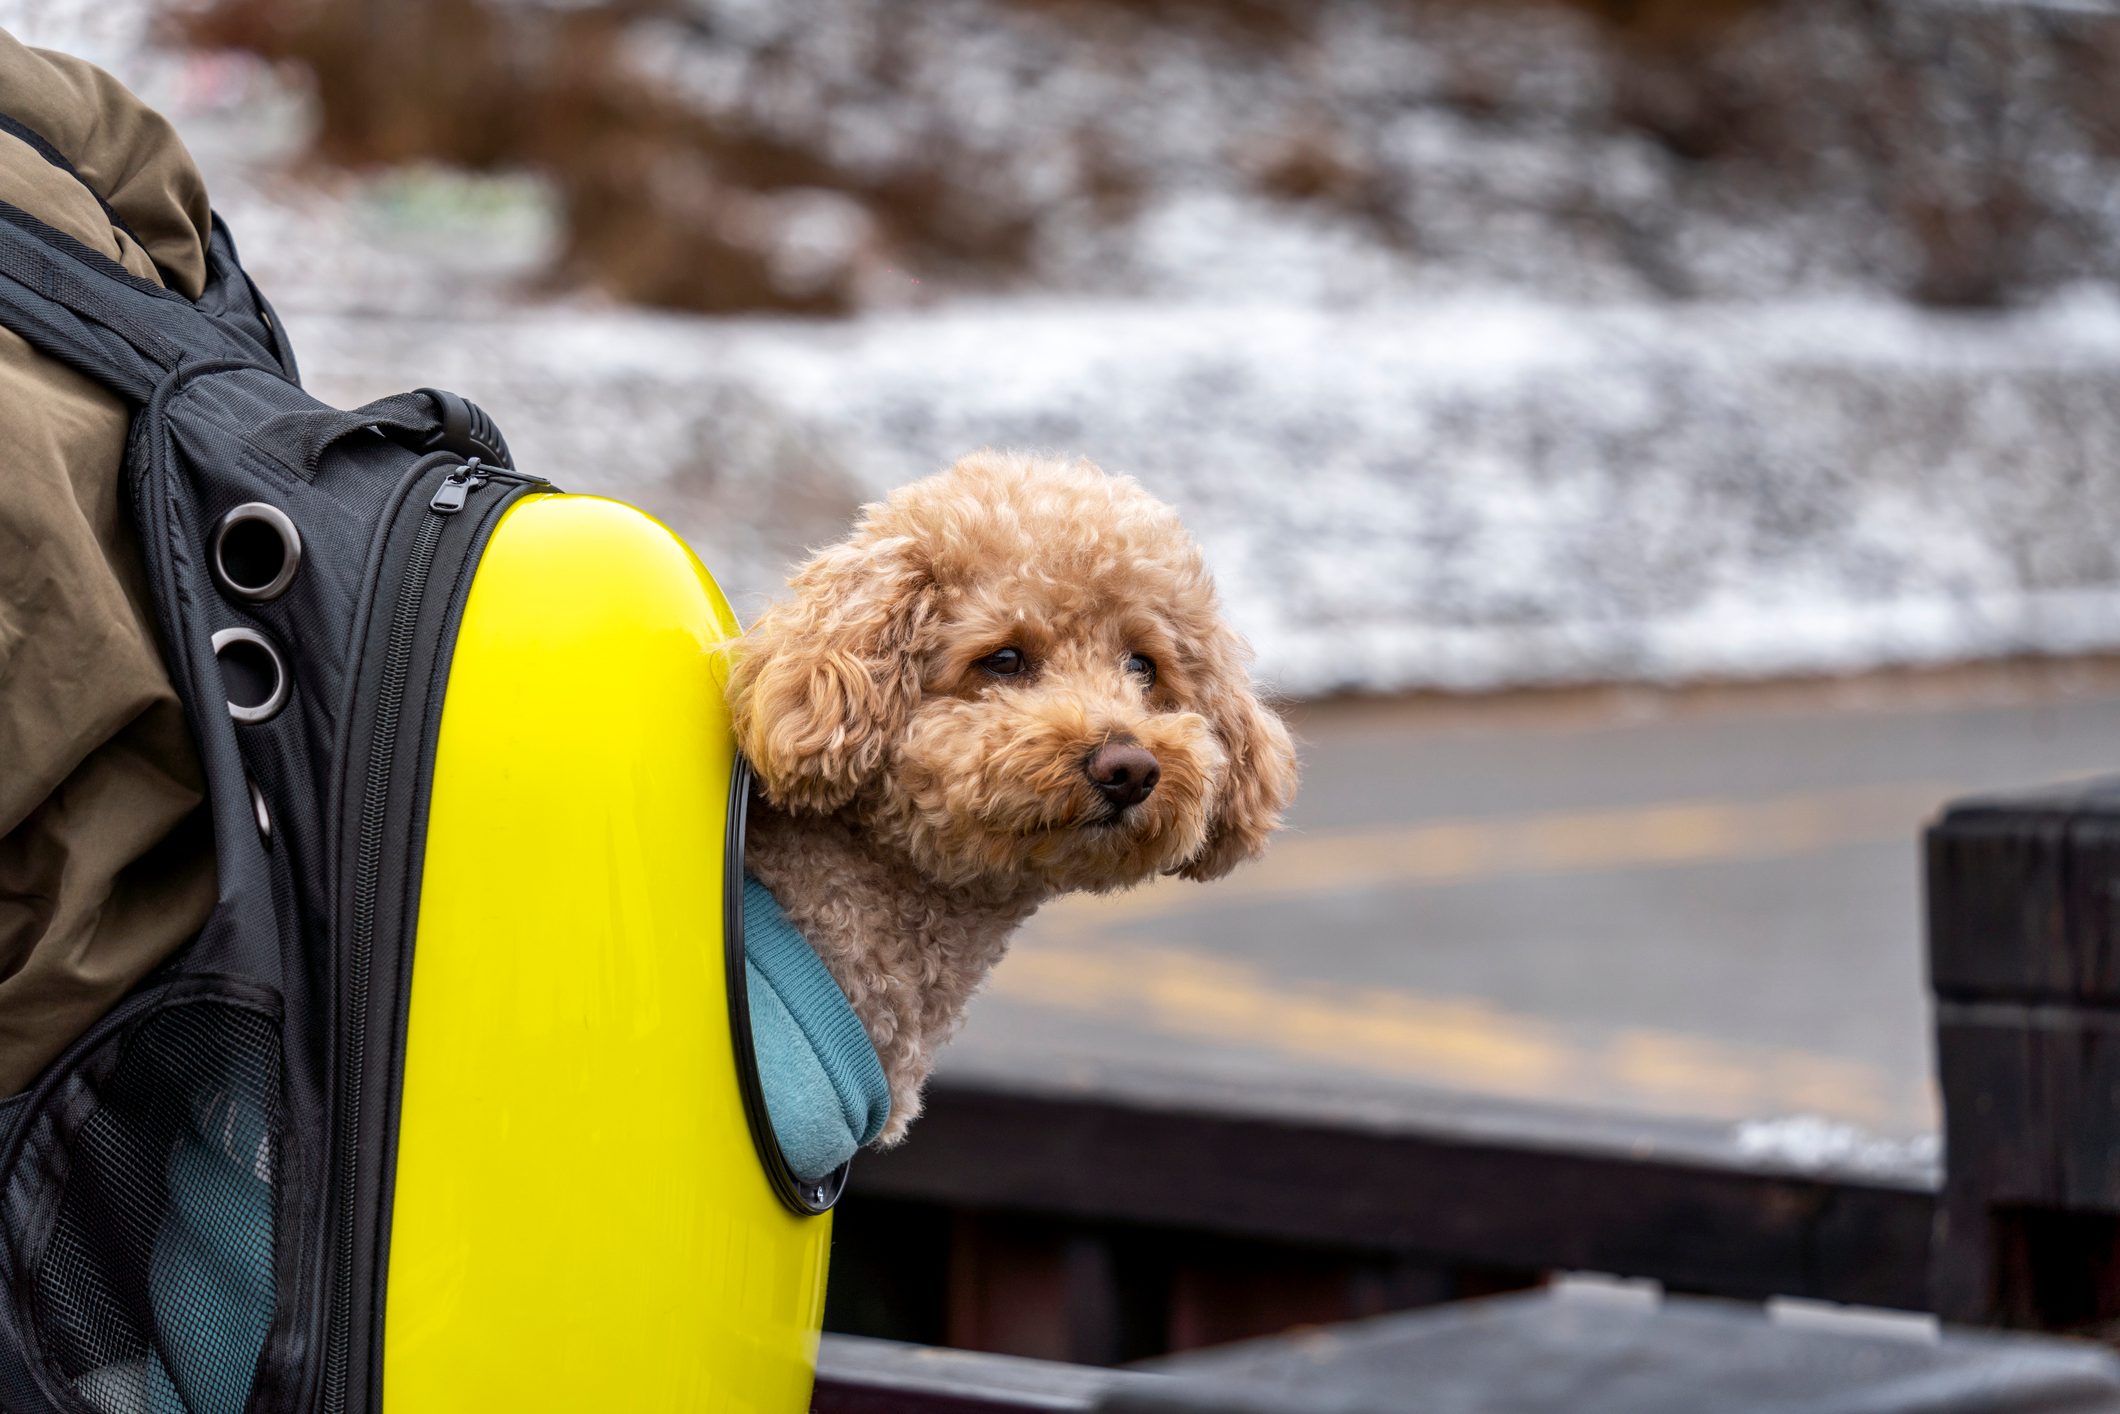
[1928,777,2120,1004]
[1104,1287,2120,1414]
[846,1075,1936,1313]
[812,1333,1159,1414]
[943,1216,1127,1365]
[1929,780,2120,1326]
[2068,813,2120,1005]
[1163,1246,1467,1354]
[834,1195,1541,1364]
[1937,1001,2120,1211]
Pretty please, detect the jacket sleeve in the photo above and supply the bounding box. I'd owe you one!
[0,30,211,297]
[0,29,217,1094]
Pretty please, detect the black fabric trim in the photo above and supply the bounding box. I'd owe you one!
[0,197,189,378]
[0,286,148,396]
[0,976,283,1196]
[0,978,286,1414]
[0,112,145,248]
[260,392,444,481]
[358,472,533,1414]
[725,759,850,1216]
[0,197,182,303]
[212,214,299,381]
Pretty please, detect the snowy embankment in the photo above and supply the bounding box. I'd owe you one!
[14,3,2120,698]
[286,288,2120,698]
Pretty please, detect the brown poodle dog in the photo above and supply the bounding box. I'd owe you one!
[730,450,1299,1142]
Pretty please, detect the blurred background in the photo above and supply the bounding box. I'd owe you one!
[13,0,2120,1350]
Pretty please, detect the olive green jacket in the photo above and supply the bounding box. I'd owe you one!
[0,29,217,1094]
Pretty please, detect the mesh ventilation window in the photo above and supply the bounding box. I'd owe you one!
[9,1003,280,1414]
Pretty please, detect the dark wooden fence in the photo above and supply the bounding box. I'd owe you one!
[827,1073,1935,1363]
[817,775,2120,1405]
[1929,778,2120,1332]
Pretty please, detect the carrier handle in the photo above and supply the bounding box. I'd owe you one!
[257,388,513,480]
[418,387,514,469]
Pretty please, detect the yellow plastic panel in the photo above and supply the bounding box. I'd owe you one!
[384,494,828,1414]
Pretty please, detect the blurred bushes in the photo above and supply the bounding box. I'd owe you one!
[184,0,2120,314]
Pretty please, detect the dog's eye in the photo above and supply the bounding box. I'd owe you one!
[1126,652,1157,687]
[979,647,1029,677]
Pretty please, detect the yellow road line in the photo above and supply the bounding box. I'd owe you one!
[979,780,1982,1127]
[1057,779,1955,926]
[986,938,1926,1128]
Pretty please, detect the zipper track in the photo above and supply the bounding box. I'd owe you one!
[319,458,542,1414]
[322,505,445,1414]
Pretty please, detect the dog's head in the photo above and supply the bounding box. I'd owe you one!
[730,451,1297,894]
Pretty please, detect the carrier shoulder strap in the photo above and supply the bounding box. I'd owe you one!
[0,197,274,401]
[1,197,502,487]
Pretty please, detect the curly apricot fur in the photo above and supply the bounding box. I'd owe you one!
[730,451,1298,1141]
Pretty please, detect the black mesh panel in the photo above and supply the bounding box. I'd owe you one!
[7,1002,279,1414]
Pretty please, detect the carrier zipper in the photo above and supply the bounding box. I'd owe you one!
[321,501,441,1414]
[427,458,486,514]
[322,458,542,1414]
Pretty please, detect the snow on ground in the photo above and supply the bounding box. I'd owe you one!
[284,288,2120,697]
[12,2,2120,697]
[1733,1115,1940,1181]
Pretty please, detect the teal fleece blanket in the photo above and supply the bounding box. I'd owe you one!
[743,875,891,1182]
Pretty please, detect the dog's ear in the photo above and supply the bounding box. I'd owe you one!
[1174,645,1299,882]
[730,533,937,814]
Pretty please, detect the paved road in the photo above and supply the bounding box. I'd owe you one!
[943,663,2120,1145]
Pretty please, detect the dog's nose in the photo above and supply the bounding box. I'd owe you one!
[1087,740,1160,809]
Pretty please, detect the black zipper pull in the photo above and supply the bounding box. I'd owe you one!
[429,458,487,515]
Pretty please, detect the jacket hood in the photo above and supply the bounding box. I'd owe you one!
[0,27,212,298]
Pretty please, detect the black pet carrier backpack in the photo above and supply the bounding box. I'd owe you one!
[0,136,834,1414]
